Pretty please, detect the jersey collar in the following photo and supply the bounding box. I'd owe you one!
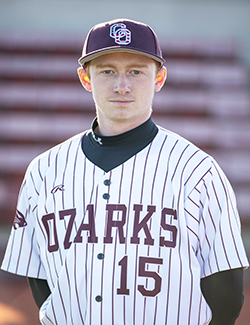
[90,117,157,147]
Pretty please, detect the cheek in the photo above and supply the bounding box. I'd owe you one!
[91,81,105,99]
[91,78,112,95]
[139,82,156,100]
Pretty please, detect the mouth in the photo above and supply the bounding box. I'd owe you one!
[109,99,134,105]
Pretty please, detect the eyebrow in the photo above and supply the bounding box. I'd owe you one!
[95,63,149,69]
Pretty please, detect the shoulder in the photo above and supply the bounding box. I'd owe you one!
[156,125,212,164]
[155,125,218,189]
[25,131,87,182]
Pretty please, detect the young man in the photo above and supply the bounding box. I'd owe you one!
[1,19,249,325]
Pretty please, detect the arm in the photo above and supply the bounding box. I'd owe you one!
[201,268,244,325]
[27,277,51,309]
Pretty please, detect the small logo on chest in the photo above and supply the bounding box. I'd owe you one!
[51,184,65,194]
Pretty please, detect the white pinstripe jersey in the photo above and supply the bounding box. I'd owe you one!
[1,126,249,325]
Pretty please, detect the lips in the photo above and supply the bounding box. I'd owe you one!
[109,99,134,104]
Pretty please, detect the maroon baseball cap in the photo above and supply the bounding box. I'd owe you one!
[78,18,165,67]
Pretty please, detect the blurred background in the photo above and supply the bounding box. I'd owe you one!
[0,0,250,324]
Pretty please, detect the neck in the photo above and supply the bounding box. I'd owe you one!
[96,115,152,136]
[82,116,158,172]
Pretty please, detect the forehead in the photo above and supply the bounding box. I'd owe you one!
[88,51,157,68]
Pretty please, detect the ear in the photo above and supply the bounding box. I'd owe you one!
[155,66,167,92]
[77,67,92,92]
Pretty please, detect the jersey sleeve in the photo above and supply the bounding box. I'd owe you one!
[1,165,47,279]
[185,159,249,278]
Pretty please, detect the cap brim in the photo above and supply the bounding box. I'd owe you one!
[78,47,165,67]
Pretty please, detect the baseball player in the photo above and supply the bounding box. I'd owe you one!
[1,19,249,325]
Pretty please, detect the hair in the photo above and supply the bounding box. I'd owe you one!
[83,62,90,78]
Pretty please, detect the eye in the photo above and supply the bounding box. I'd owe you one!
[102,70,113,75]
[131,70,141,75]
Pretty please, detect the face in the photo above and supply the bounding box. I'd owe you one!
[79,52,166,135]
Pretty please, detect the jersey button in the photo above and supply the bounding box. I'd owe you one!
[95,295,102,302]
[102,193,110,200]
[104,179,111,186]
[97,253,104,260]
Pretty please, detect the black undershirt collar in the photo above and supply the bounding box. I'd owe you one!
[81,117,158,172]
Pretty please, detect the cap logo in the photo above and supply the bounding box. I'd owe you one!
[110,23,131,45]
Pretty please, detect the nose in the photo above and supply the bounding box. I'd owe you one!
[113,74,131,95]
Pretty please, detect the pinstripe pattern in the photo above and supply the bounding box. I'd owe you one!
[1,127,249,325]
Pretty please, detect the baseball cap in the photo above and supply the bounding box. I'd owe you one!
[78,18,165,67]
